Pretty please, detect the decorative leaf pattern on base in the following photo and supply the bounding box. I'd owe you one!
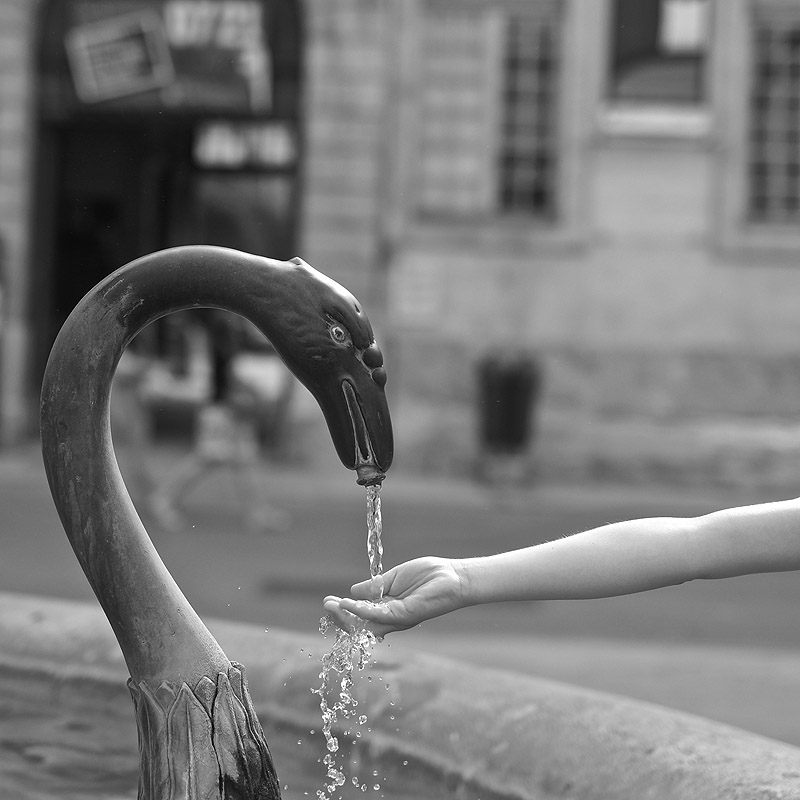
[128,662,280,800]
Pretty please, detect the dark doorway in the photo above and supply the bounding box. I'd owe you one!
[31,0,303,386]
[50,123,189,327]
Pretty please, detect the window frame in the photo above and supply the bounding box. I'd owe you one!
[607,0,711,107]
[400,0,591,253]
[712,0,800,257]
[597,0,714,140]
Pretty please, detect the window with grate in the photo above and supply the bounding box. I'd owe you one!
[500,12,559,217]
[417,2,561,221]
[748,12,800,223]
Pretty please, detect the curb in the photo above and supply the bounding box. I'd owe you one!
[2,592,799,800]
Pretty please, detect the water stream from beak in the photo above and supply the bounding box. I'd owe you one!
[366,485,384,601]
[314,484,386,798]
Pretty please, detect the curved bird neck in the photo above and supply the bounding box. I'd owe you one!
[40,246,287,686]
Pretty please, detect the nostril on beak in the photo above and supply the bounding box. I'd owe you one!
[363,344,383,369]
[372,367,387,388]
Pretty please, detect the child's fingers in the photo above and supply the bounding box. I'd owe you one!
[323,597,395,638]
[323,595,343,610]
[324,595,389,624]
[337,597,394,623]
[322,597,361,633]
[349,579,376,600]
[338,597,371,616]
[350,566,398,600]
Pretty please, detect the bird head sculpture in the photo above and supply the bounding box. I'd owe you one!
[250,257,392,485]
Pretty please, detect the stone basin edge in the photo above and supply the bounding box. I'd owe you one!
[2,592,799,800]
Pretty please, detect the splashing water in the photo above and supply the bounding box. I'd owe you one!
[314,484,385,798]
[313,616,381,797]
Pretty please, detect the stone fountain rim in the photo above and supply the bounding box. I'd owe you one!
[2,591,800,800]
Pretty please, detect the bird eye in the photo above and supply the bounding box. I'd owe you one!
[330,324,348,344]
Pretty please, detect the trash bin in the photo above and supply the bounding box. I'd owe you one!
[477,352,540,456]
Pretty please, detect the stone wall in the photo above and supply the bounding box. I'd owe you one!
[385,124,800,484]
[0,0,38,443]
[299,0,387,305]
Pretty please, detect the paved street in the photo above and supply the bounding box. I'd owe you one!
[2,440,800,747]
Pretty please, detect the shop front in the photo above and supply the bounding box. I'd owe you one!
[30,0,303,388]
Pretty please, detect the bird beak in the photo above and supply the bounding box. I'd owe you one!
[312,371,393,485]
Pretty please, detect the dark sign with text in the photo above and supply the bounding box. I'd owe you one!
[66,12,174,102]
[65,0,272,113]
[194,120,296,169]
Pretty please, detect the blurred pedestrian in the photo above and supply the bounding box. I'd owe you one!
[324,498,800,638]
[148,310,290,533]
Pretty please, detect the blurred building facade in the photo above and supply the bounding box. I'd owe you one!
[3,0,800,484]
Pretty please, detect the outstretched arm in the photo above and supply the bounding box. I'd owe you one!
[324,498,800,637]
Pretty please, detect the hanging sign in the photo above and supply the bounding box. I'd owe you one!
[64,0,272,113]
[66,11,174,103]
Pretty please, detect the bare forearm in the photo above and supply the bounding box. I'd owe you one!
[325,499,800,637]
[459,517,700,604]
[458,500,800,607]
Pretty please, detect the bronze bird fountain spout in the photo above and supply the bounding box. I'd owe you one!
[39,245,393,799]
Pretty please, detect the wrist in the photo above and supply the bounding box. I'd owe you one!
[453,557,487,608]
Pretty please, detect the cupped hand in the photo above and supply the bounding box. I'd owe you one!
[323,556,466,637]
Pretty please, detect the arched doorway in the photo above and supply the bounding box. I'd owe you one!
[31,0,304,382]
